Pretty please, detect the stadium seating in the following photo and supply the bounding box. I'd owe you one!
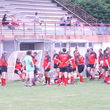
[0,0,97,37]
[0,0,68,22]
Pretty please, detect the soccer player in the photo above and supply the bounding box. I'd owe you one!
[32,52,38,86]
[23,50,34,87]
[0,52,8,86]
[14,58,24,80]
[43,51,51,85]
[68,51,77,84]
[87,48,97,80]
[85,49,90,77]
[98,49,103,80]
[77,52,85,83]
[58,48,71,85]
[53,52,59,83]
[101,49,110,84]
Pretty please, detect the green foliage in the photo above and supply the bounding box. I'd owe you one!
[71,0,110,23]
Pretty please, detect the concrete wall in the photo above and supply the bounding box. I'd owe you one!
[3,40,16,57]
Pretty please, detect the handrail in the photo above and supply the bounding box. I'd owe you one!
[0,22,110,38]
[52,0,98,25]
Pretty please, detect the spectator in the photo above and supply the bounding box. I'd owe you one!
[63,14,68,23]
[2,14,10,26]
[34,12,43,25]
[60,17,65,26]
[11,15,19,27]
[66,17,71,26]
[74,18,81,26]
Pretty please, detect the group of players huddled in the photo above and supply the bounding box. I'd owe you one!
[0,47,110,87]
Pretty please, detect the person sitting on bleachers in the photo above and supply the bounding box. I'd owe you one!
[60,14,70,26]
[34,12,42,25]
[60,17,65,26]
[11,15,19,27]
[2,14,10,26]
[74,18,81,26]
[66,17,71,26]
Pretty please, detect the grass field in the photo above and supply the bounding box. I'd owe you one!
[0,79,110,110]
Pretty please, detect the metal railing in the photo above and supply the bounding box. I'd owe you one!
[52,0,98,25]
[0,22,110,41]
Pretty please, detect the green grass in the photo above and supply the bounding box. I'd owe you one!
[0,80,110,110]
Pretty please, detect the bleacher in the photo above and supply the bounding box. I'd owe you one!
[0,0,68,22]
[0,0,97,37]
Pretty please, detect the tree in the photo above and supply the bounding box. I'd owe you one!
[71,0,110,23]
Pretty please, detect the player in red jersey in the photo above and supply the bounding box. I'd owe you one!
[68,51,77,84]
[0,52,8,86]
[14,58,24,80]
[77,52,85,83]
[58,48,71,85]
[101,49,110,84]
[32,52,38,86]
[87,48,97,80]
[106,47,110,68]
[43,51,51,85]
[98,49,104,80]
[53,52,60,83]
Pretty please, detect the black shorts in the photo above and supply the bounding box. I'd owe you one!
[34,65,38,74]
[78,65,84,73]
[67,66,72,73]
[71,68,76,72]
[0,66,7,72]
[14,69,22,74]
[0,66,2,74]
[54,64,59,69]
[102,66,108,71]
[45,68,50,72]
[87,64,94,68]
[60,67,68,72]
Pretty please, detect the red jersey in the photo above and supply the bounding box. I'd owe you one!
[98,52,103,63]
[78,55,84,65]
[32,57,37,65]
[43,55,51,69]
[107,54,110,66]
[88,52,97,64]
[71,58,76,68]
[58,53,70,67]
[53,54,59,65]
[103,53,108,66]
[15,63,22,70]
[0,57,8,67]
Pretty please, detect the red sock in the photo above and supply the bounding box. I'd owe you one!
[45,77,47,84]
[1,78,6,86]
[105,76,109,84]
[64,77,68,86]
[80,75,84,83]
[19,74,23,80]
[62,76,65,84]
[32,81,36,86]
[47,77,50,85]
[71,76,74,84]
[57,78,61,85]
[98,73,103,80]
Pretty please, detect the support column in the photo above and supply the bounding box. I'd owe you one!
[0,40,3,55]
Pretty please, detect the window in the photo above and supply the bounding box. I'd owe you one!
[78,43,85,47]
[55,43,60,47]
[70,43,77,47]
[89,43,93,47]
[61,43,66,47]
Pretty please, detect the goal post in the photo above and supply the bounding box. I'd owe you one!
[7,50,43,81]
